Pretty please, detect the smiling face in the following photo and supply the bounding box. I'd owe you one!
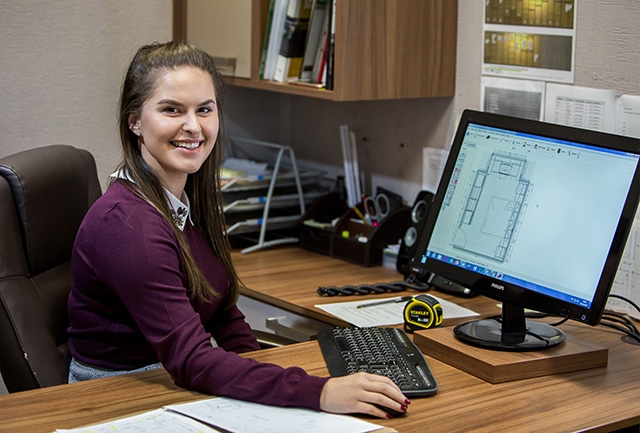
[129,66,219,197]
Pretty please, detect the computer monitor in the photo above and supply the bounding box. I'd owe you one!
[409,109,640,351]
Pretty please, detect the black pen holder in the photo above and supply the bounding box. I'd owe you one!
[331,204,409,267]
[300,194,410,266]
[299,193,349,255]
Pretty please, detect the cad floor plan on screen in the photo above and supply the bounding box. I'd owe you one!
[452,151,531,263]
[431,120,638,301]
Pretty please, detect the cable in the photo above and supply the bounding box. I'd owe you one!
[602,311,639,333]
[599,319,640,343]
[607,293,640,314]
[599,294,640,342]
[549,317,569,327]
[600,312,639,340]
[600,293,640,343]
[317,279,430,296]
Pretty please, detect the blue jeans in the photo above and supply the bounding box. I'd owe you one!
[68,357,162,383]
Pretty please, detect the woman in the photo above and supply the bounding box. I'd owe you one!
[67,41,409,418]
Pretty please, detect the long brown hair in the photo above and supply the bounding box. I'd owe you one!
[116,41,239,305]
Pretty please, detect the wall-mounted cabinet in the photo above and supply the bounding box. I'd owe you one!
[174,0,458,101]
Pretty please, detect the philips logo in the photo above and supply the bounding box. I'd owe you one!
[491,283,505,291]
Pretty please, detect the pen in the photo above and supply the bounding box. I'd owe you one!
[352,206,370,225]
[356,296,412,309]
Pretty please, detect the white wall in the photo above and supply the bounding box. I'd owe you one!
[0,0,638,200]
[0,0,172,186]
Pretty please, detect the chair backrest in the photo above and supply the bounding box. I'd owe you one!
[0,145,101,392]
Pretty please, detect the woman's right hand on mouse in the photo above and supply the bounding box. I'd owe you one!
[319,372,410,419]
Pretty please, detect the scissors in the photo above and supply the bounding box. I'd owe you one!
[363,193,391,224]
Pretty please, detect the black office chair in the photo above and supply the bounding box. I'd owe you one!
[0,145,101,392]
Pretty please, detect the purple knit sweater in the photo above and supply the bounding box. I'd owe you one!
[68,180,328,410]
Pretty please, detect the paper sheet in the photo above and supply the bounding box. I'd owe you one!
[615,94,640,139]
[56,397,384,433]
[482,2,576,83]
[56,408,222,433]
[222,157,268,177]
[166,397,381,433]
[422,148,449,194]
[315,295,479,328]
[544,83,617,132]
[481,76,545,121]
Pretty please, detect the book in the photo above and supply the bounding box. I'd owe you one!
[273,0,313,83]
[258,0,277,80]
[310,0,330,84]
[325,0,336,90]
[263,0,289,81]
[299,0,328,82]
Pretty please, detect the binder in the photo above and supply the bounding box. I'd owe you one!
[273,0,313,83]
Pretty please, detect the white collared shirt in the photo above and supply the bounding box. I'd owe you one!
[111,169,193,231]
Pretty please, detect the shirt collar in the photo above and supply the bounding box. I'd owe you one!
[165,188,192,231]
[111,169,193,231]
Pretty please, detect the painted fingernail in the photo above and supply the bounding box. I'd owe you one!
[386,413,393,419]
[400,405,408,411]
[404,398,412,405]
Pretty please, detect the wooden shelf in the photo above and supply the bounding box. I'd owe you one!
[175,0,458,101]
[223,75,338,100]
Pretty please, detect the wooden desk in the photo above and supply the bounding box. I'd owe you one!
[232,246,502,327]
[235,246,640,431]
[0,327,638,433]
[0,343,324,433]
[0,246,638,432]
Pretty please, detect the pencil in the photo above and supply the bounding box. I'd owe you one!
[352,206,369,225]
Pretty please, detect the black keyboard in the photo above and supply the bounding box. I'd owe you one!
[317,327,438,397]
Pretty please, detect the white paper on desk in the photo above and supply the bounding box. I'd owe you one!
[315,295,479,328]
[165,397,380,433]
[55,408,222,433]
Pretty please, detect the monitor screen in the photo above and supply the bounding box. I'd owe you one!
[409,110,640,350]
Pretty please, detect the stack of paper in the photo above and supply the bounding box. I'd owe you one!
[56,397,387,433]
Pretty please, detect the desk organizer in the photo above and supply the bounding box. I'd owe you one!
[299,193,348,256]
[300,195,409,267]
[223,136,327,254]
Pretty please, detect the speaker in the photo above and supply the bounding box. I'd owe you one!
[396,190,434,276]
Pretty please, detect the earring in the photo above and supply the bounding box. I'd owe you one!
[131,121,141,136]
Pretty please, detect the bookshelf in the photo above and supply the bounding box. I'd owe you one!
[174,0,458,101]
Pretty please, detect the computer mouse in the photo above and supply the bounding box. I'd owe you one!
[374,403,406,418]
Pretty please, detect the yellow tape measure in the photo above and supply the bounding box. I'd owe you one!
[403,294,443,333]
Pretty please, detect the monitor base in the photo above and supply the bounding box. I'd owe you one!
[454,318,566,351]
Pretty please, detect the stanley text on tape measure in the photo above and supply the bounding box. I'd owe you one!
[403,294,443,333]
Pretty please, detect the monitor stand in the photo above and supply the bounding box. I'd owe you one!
[412,303,609,383]
[454,302,566,350]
